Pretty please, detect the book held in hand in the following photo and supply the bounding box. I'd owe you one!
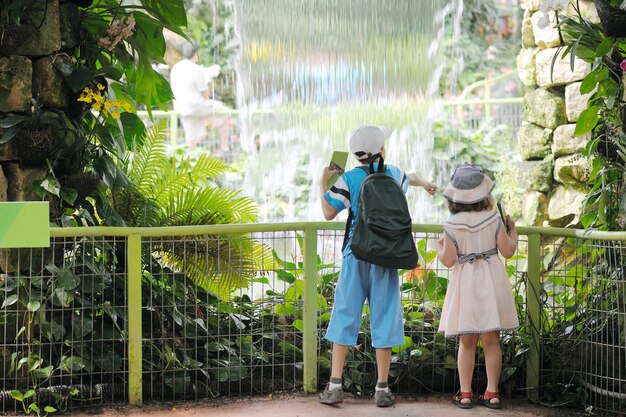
[326,151,349,190]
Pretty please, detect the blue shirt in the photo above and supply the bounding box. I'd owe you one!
[324,162,408,241]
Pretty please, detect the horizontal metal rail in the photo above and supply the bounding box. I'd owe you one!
[49,223,626,241]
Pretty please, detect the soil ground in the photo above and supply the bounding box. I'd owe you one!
[47,393,586,417]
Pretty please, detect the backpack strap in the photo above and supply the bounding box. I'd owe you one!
[342,209,353,252]
[375,155,385,173]
[341,156,385,252]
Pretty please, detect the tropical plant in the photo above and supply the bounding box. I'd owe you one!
[109,123,264,297]
[552,0,626,229]
[431,113,517,182]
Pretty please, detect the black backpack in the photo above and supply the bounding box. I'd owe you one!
[343,157,418,270]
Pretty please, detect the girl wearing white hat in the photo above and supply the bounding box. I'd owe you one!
[437,163,519,410]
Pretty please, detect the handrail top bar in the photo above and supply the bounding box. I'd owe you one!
[136,109,275,117]
[440,97,523,106]
[48,223,626,241]
[459,70,518,99]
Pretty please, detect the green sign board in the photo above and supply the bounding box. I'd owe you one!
[0,202,50,248]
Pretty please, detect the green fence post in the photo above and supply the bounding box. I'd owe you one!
[127,234,143,405]
[302,226,319,393]
[526,232,541,400]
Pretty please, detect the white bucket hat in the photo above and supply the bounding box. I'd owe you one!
[348,125,393,161]
[443,163,495,204]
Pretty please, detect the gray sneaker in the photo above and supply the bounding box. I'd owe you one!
[374,389,396,407]
[319,383,344,405]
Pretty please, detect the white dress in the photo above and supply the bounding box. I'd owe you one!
[437,211,519,337]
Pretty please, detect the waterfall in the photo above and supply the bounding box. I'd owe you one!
[231,0,463,223]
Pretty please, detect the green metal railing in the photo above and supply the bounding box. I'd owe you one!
[51,224,626,400]
[1,223,625,415]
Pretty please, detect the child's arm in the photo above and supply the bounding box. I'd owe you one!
[436,233,457,268]
[320,167,339,220]
[497,215,518,258]
[408,172,438,196]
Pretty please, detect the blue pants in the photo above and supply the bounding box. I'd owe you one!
[324,253,404,348]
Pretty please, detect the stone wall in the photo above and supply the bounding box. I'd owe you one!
[517,0,597,226]
[0,0,74,203]
[0,0,75,273]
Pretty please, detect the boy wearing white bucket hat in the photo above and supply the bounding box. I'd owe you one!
[318,124,437,407]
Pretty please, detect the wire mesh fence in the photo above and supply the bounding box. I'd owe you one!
[536,236,626,415]
[442,99,523,139]
[0,224,624,416]
[0,236,129,413]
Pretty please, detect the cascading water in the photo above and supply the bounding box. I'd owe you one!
[231,0,463,223]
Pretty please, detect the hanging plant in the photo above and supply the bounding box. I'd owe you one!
[0,23,34,55]
[0,0,47,56]
[58,172,101,202]
[14,125,58,167]
[0,101,68,167]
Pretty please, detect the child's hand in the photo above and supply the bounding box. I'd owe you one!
[505,215,516,234]
[423,182,438,196]
[321,167,334,184]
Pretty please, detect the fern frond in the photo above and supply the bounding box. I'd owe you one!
[161,187,257,226]
[156,236,258,296]
[127,122,168,194]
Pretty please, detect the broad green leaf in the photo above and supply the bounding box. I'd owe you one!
[31,365,54,380]
[574,106,599,136]
[60,356,86,372]
[51,288,73,307]
[292,319,303,331]
[1,294,18,308]
[57,268,81,290]
[72,316,94,338]
[60,189,78,205]
[40,321,66,342]
[579,70,600,94]
[66,67,95,93]
[40,177,61,198]
[26,300,41,312]
[79,275,107,294]
[140,0,187,27]
[595,37,614,57]
[0,114,29,128]
[129,12,166,58]
[95,65,124,81]
[119,113,146,147]
[10,390,23,401]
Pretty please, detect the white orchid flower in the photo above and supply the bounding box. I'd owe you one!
[539,0,571,13]
[537,0,571,29]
